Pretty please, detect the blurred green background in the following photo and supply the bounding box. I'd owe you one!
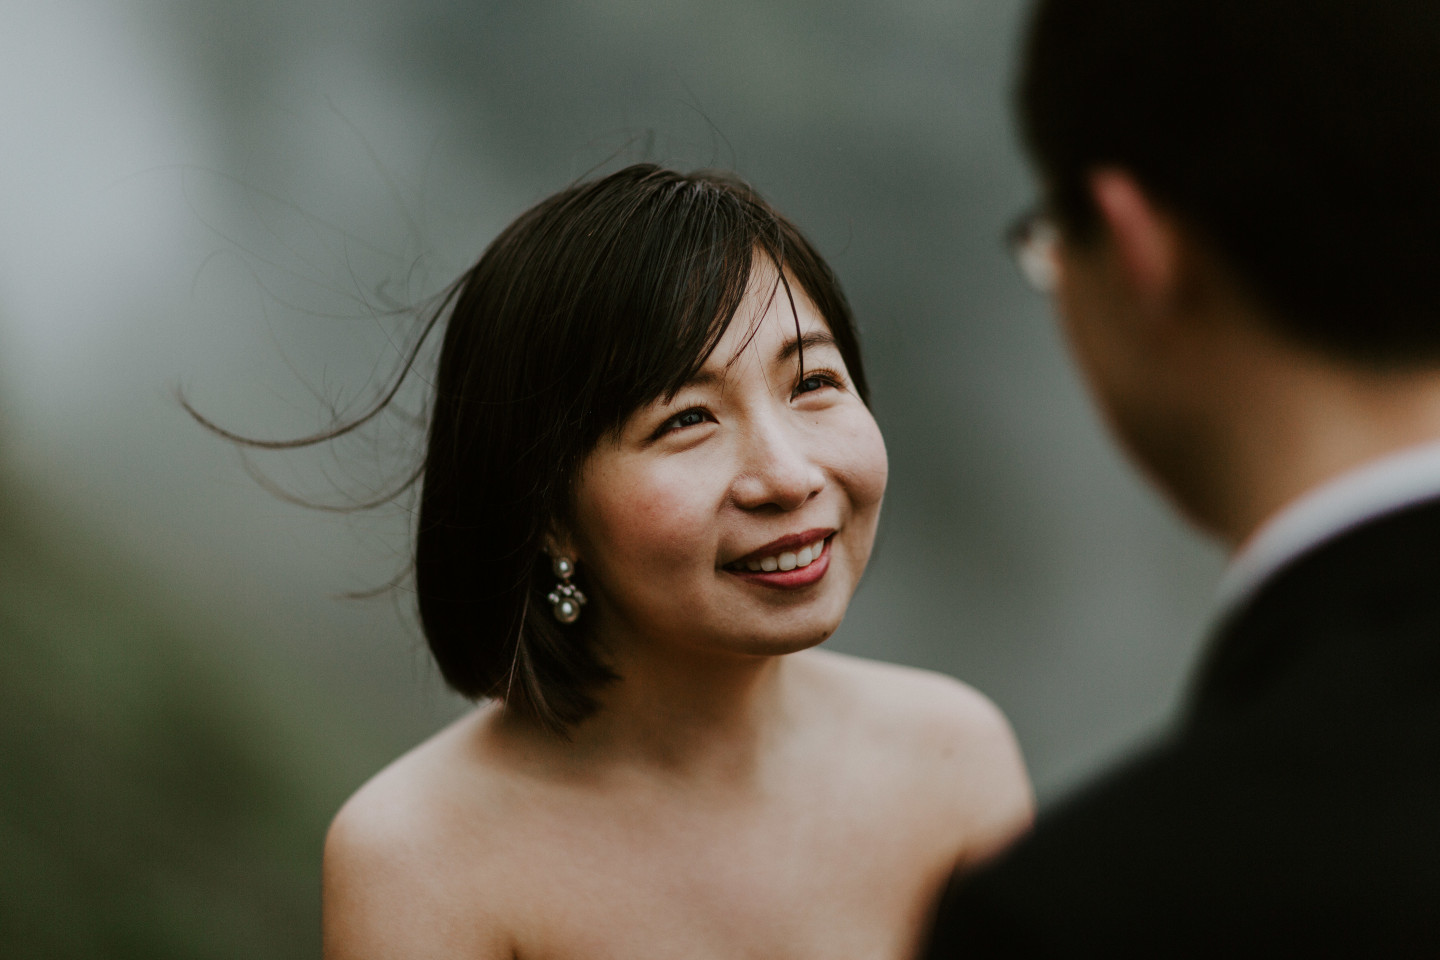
[0,0,1222,953]
[0,468,391,957]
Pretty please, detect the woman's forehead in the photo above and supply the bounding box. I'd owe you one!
[706,271,833,370]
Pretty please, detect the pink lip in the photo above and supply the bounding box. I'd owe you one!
[723,536,833,590]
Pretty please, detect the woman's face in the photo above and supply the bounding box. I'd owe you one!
[565,266,888,660]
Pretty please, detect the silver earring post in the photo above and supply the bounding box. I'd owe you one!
[547,555,586,624]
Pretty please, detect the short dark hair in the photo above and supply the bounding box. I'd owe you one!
[1018,0,1440,363]
[416,164,867,733]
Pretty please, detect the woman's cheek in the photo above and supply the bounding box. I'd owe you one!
[833,408,888,511]
[594,461,718,565]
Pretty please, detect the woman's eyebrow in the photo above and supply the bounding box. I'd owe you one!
[680,368,725,390]
[775,330,838,365]
[671,330,839,397]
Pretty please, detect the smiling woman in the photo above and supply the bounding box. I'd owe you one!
[303,164,1035,960]
[564,266,885,670]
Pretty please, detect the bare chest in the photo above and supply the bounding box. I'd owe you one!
[484,790,956,960]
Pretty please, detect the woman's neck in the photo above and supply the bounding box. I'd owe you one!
[496,635,802,789]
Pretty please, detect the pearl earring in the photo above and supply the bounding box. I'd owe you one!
[546,555,586,624]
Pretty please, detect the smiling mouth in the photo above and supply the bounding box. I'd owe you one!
[722,535,834,590]
[724,534,831,573]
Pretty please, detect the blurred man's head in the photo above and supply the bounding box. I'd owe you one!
[1019,0,1440,362]
[1015,0,1440,542]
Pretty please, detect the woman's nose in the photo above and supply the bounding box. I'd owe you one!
[729,419,825,512]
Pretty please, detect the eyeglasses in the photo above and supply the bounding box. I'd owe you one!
[1005,208,1061,294]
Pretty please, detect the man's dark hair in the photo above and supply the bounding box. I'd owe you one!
[1018,0,1440,363]
[415,164,867,734]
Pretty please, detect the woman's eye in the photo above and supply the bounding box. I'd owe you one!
[794,369,842,396]
[660,408,712,433]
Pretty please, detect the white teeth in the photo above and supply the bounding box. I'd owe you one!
[737,538,828,574]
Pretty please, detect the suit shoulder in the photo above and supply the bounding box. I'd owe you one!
[928,736,1244,955]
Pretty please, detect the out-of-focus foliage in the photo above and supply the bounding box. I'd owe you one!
[0,473,365,958]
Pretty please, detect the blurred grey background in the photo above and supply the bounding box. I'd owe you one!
[0,0,1222,954]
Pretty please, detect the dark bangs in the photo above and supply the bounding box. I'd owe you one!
[543,168,867,452]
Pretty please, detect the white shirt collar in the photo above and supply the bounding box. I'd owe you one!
[1214,438,1440,618]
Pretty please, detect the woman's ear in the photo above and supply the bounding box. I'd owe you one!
[543,524,580,564]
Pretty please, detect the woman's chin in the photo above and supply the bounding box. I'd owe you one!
[702,617,845,659]
[718,586,855,657]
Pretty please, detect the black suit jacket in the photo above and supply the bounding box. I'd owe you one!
[924,497,1440,957]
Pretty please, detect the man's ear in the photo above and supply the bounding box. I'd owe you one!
[1088,169,1185,316]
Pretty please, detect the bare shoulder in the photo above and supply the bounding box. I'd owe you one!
[322,705,514,960]
[796,649,1035,859]
[798,648,1016,745]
